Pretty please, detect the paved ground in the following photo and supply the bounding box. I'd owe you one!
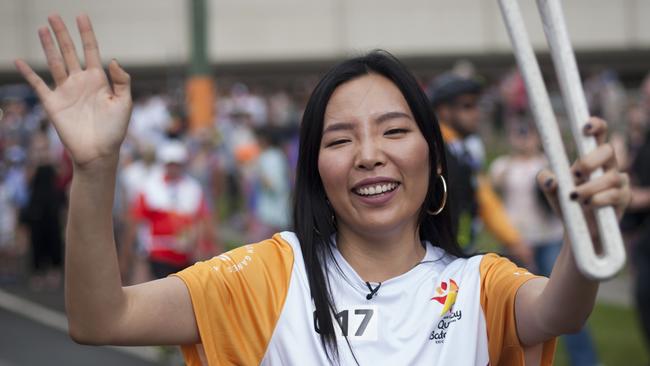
[0,307,161,366]
[0,279,168,366]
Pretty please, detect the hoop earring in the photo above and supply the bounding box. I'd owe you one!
[427,175,447,216]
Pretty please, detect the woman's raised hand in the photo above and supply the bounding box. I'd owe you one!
[537,117,631,234]
[15,14,131,170]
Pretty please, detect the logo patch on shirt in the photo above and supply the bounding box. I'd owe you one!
[429,279,462,344]
[431,279,459,316]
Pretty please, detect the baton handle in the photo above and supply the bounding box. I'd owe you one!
[498,0,626,280]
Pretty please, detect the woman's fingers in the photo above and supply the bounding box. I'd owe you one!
[571,117,610,184]
[38,27,67,86]
[108,59,131,99]
[571,143,617,179]
[579,175,631,219]
[570,170,626,204]
[14,59,51,100]
[583,116,608,146]
[76,14,102,70]
[48,14,81,73]
[583,187,624,208]
[570,115,631,219]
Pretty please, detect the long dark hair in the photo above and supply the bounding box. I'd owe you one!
[292,50,464,362]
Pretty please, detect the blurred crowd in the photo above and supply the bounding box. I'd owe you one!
[1,61,650,365]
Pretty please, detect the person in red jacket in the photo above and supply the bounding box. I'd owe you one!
[129,141,213,278]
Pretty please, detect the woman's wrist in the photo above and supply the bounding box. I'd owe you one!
[72,153,120,180]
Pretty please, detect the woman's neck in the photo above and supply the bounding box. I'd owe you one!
[335,223,426,283]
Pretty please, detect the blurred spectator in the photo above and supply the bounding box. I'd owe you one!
[584,68,627,128]
[219,83,268,127]
[268,91,299,127]
[0,96,41,149]
[248,126,291,242]
[124,141,215,279]
[118,144,159,284]
[3,145,28,209]
[611,102,648,171]
[624,73,650,355]
[187,130,223,213]
[22,124,65,290]
[490,122,600,366]
[0,146,28,282]
[496,69,528,133]
[165,108,188,140]
[627,129,650,355]
[427,73,533,265]
[0,163,18,281]
[128,93,172,148]
[642,73,650,112]
[220,108,261,233]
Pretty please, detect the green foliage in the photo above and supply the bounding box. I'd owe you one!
[553,303,648,366]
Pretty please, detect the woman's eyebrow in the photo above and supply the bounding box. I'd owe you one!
[376,111,412,124]
[323,122,355,135]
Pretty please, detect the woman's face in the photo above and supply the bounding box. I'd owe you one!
[318,73,431,237]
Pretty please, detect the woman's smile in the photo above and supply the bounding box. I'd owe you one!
[351,177,401,205]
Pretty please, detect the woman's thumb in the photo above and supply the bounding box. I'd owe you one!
[108,59,131,99]
[536,168,561,216]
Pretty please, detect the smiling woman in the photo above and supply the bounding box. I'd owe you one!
[319,74,432,240]
[15,14,631,366]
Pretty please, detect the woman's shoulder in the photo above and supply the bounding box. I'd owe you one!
[426,245,486,276]
[199,232,296,273]
[428,249,530,281]
[477,252,539,296]
[173,233,297,314]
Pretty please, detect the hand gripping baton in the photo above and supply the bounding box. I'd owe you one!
[497,0,626,280]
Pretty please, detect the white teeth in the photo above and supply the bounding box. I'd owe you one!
[355,182,398,196]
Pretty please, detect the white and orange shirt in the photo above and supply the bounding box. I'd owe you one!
[175,232,556,365]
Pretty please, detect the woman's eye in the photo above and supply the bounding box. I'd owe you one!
[385,128,408,136]
[326,139,349,147]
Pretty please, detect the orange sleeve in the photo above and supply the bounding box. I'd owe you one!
[480,253,557,366]
[173,233,294,365]
[476,175,523,248]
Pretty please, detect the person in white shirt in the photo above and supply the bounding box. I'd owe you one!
[251,126,291,241]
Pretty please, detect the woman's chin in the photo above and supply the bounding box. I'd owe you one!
[342,214,418,238]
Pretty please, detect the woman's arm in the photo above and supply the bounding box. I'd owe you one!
[15,14,199,346]
[513,117,631,346]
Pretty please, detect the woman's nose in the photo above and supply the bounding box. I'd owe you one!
[355,138,386,170]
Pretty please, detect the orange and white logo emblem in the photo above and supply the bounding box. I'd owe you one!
[431,279,459,316]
